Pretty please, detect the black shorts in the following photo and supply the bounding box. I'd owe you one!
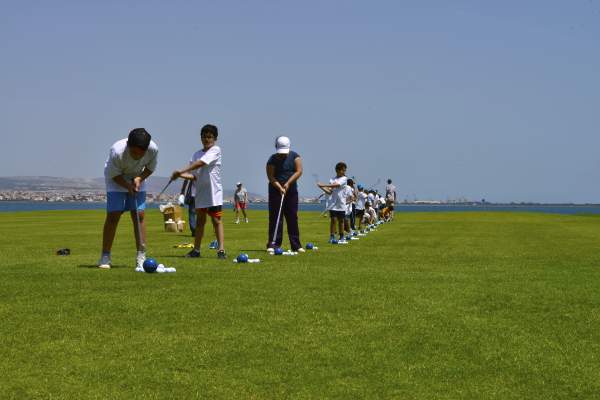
[329,210,345,219]
[355,209,365,217]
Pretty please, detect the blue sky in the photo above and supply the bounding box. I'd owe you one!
[1,1,599,202]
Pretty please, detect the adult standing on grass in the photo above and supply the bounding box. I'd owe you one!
[266,136,304,252]
[233,182,249,224]
[171,124,227,259]
[385,178,397,220]
[98,128,158,269]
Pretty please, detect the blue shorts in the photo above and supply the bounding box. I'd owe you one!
[106,191,146,213]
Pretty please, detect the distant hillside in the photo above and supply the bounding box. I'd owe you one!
[0,176,264,199]
[0,176,104,191]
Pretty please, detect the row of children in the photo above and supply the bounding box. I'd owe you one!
[317,162,397,244]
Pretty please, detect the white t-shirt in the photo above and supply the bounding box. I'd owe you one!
[104,139,158,192]
[386,183,396,202]
[356,191,367,210]
[191,145,222,208]
[379,197,386,207]
[234,188,247,203]
[328,175,348,211]
[342,186,354,215]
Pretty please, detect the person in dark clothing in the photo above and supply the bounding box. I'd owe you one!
[266,136,304,252]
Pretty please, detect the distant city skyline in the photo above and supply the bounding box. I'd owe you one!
[1,1,599,203]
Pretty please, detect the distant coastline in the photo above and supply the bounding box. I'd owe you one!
[3,200,600,215]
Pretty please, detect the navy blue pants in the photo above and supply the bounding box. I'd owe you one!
[268,185,302,250]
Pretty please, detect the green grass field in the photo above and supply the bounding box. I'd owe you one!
[1,209,600,399]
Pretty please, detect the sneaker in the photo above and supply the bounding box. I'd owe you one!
[217,250,227,259]
[208,240,219,249]
[185,249,201,258]
[296,248,306,253]
[245,218,249,223]
[97,254,112,269]
[235,219,240,224]
[267,247,275,254]
[136,251,146,269]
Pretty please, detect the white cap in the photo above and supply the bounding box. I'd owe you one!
[275,136,291,154]
[236,182,242,186]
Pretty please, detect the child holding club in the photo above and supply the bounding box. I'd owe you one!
[171,124,226,259]
[98,128,158,269]
[317,162,349,243]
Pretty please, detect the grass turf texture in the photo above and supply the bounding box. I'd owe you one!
[1,210,600,399]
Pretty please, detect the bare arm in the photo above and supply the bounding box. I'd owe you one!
[112,175,135,194]
[317,182,341,190]
[131,168,152,191]
[171,159,206,181]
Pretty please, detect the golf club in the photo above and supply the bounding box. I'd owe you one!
[270,193,285,248]
[156,178,175,200]
[132,193,145,252]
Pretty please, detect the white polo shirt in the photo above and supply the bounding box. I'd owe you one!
[191,145,223,208]
[104,139,158,192]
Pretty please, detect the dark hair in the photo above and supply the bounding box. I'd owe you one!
[201,124,218,138]
[347,179,354,186]
[127,128,151,150]
[387,179,392,184]
[335,162,347,171]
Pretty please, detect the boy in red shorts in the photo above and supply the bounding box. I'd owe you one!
[171,124,226,259]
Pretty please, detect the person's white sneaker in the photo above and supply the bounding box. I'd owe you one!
[296,248,306,253]
[97,254,112,269]
[136,251,146,269]
[245,218,249,223]
[235,219,240,224]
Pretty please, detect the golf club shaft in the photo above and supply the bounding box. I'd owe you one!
[271,193,285,246]
[132,193,145,252]
[157,179,174,199]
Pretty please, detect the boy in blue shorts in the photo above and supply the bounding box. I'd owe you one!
[98,128,158,269]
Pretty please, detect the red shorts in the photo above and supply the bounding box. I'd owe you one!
[235,202,247,210]
[196,205,223,218]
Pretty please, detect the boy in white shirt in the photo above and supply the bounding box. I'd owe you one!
[355,185,367,231]
[317,162,348,243]
[171,124,226,259]
[343,179,356,240]
[98,128,158,269]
